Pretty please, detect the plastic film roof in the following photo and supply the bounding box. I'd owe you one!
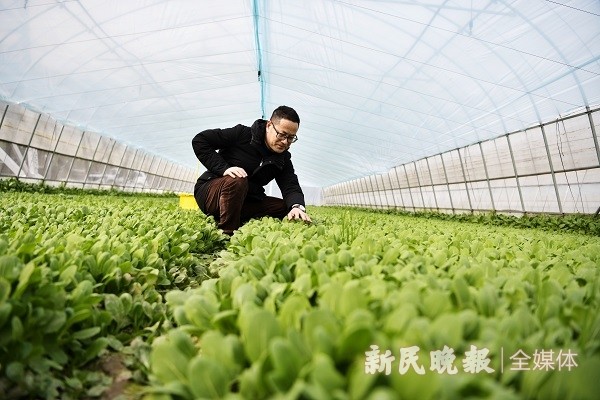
[1,0,599,188]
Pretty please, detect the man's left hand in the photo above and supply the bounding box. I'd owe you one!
[287,208,312,223]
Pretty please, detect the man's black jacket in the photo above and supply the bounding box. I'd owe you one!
[192,119,305,211]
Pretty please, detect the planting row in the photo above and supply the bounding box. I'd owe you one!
[0,193,226,399]
[146,208,600,399]
[2,192,599,399]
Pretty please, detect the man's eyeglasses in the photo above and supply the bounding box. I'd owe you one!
[271,121,298,143]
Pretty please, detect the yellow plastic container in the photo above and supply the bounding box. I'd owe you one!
[179,193,197,210]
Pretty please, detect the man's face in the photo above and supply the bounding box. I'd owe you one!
[265,118,299,153]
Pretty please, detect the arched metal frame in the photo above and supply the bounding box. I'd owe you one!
[0,1,598,191]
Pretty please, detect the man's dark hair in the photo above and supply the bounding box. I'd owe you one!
[271,105,300,125]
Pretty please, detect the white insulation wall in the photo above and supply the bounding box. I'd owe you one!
[323,107,600,214]
[0,100,196,193]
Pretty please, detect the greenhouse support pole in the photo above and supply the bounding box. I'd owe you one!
[65,130,85,186]
[252,0,266,119]
[175,172,183,194]
[343,182,349,206]
[140,151,154,192]
[169,164,180,192]
[181,173,190,192]
[161,163,171,192]
[16,113,41,179]
[370,175,380,209]
[0,105,9,172]
[83,135,102,188]
[135,151,149,192]
[587,109,600,215]
[99,140,117,188]
[43,124,64,181]
[352,180,360,207]
[0,105,20,177]
[183,168,192,192]
[375,174,384,208]
[378,174,391,209]
[588,108,600,165]
[149,158,161,192]
[176,176,186,193]
[165,164,175,192]
[440,153,455,214]
[174,170,184,193]
[163,162,177,193]
[122,148,140,190]
[478,142,495,211]
[131,148,146,192]
[362,178,370,208]
[173,169,181,193]
[372,175,380,209]
[362,176,374,207]
[360,179,367,207]
[540,124,563,214]
[147,155,160,191]
[171,166,182,193]
[368,175,376,209]
[457,149,473,213]
[403,164,416,212]
[393,166,406,211]
[345,184,350,206]
[387,172,398,209]
[111,142,129,191]
[163,163,177,191]
[345,182,352,206]
[425,157,439,211]
[153,158,165,191]
[74,139,90,187]
[413,162,427,211]
[365,176,374,208]
[156,158,168,191]
[0,104,8,133]
[358,178,366,207]
[506,134,526,214]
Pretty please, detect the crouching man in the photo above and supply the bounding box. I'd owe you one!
[192,106,311,235]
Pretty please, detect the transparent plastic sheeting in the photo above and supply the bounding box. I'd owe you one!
[323,108,600,214]
[0,101,196,193]
[1,1,599,193]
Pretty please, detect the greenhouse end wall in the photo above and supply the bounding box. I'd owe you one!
[0,101,196,193]
[323,107,600,215]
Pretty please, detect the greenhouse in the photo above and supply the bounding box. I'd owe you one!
[1,1,599,399]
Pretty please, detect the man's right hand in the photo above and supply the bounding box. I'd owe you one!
[223,166,247,178]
